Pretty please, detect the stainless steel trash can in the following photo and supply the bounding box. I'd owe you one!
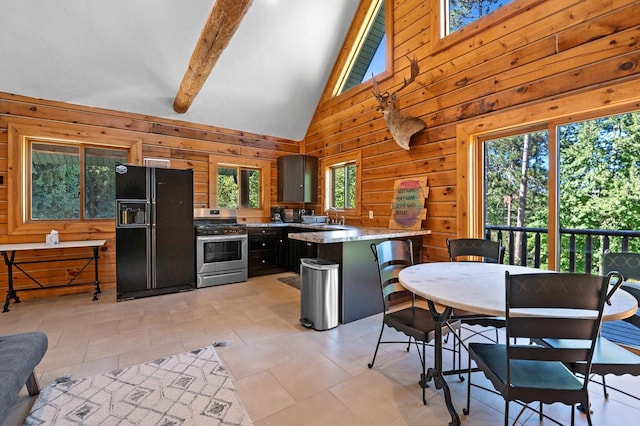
[300,258,339,331]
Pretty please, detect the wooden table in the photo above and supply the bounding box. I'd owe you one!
[1,240,107,312]
[398,262,639,425]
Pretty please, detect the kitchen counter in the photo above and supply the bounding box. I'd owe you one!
[245,222,430,324]
[246,222,431,243]
[287,225,431,243]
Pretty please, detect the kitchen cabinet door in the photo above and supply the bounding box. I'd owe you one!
[277,155,318,203]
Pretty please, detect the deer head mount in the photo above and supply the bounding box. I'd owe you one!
[371,56,426,150]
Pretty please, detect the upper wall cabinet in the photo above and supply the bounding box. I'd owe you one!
[277,155,318,203]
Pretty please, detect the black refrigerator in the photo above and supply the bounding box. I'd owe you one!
[115,164,195,300]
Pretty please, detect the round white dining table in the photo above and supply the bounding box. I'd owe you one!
[397,262,639,426]
[399,262,638,321]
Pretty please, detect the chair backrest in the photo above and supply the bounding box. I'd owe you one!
[602,251,640,328]
[446,238,505,264]
[505,272,609,388]
[371,239,413,310]
[603,251,640,285]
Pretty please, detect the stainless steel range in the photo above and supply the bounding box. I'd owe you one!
[194,208,248,288]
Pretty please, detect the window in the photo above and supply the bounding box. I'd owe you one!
[444,0,511,35]
[431,0,529,54]
[7,119,140,236]
[209,155,271,220]
[321,152,361,218]
[460,98,640,272]
[30,142,127,220]
[331,161,357,209]
[334,0,388,95]
[483,128,549,266]
[216,165,261,209]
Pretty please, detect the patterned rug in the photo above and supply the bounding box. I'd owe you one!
[24,344,252,425]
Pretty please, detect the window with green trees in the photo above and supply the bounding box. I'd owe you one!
[217,165,261,209]
[483,110,640,272]
[331,161,357,209]
[30,142,127,220]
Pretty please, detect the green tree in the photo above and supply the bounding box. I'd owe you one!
[559,112,640,271]
[32,163,80,219]
[485,131,548,264]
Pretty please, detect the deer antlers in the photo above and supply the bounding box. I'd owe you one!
[371,56,426,151]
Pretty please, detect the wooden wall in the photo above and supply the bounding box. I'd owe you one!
[303,0,640,262]
[2,0,640,302]
[0,93,298,299]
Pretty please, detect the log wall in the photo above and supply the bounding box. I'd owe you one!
[1,0,640,301]
[0,93,297,299]
[303,0,640,262]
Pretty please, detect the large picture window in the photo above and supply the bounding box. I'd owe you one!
[7,119,141,236]
[460,100,640,272]
[30,142,127,220]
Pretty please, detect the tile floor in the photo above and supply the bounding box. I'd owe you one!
[2,272,639,425]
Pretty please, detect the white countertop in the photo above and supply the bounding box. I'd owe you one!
[286,225,431,244]
[0,239,107,252]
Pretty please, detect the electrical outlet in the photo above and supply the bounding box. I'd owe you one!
[369,210,374,219]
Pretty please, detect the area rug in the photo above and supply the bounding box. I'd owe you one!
[277,275,300,290]
[24,344,252,425]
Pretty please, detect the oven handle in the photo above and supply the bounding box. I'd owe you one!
[197,234,248,243]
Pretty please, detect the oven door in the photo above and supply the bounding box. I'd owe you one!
[196,234,248,274]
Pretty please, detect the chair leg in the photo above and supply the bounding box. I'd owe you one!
[421,339,427,405]
[539,401,543,421]
[406,336,412,352]
[464,352,471,415]
[26,371,40,396]
[601,374,609,398]
[368,324,385,368]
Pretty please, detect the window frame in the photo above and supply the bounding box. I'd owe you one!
[321,151,361,219]
[209,155,271,220]
[330,0,393,99]
[7,119,141,236]
[430,0,542,54]
[456,82,640,271]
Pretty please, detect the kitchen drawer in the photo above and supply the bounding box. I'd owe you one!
[249,251,281,276]
[249,235,278,251]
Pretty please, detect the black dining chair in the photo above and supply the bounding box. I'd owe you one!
[541,252,640,407]
[446,238,507,371]
[465,272,609,426]
[369,239,455,405]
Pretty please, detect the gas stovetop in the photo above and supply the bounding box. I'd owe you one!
[195,223,247,236]
[194,207,246,236]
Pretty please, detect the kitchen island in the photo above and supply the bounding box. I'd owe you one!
[288,225,431,324]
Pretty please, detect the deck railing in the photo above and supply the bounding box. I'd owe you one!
[485,225,640,273]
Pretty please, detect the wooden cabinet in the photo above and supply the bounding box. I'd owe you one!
[248,227,287,277]
[277,155,318,203]
[287,229,318,272]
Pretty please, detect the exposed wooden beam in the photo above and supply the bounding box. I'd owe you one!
[173,0,253,114]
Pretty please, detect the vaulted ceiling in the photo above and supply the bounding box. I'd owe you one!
[0,0,361,140]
